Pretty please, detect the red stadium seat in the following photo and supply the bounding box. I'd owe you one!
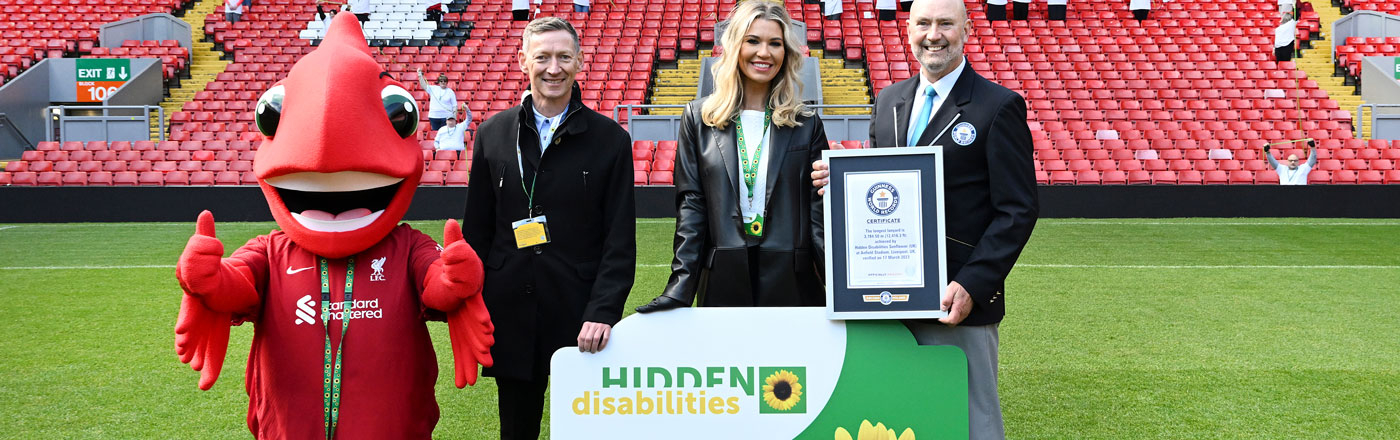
[1357,170,1384,184]
[445,171,471,185]
[1178,170,1203,185]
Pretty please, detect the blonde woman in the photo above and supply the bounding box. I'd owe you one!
[637,1,828,312]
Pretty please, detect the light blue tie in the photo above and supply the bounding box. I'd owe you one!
[906,85,937,147]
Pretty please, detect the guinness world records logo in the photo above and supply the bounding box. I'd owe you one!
[866,182,899,216]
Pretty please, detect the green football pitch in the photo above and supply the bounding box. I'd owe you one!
[1,218,1397,439]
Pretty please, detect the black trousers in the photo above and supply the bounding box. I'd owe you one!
[497,375,549,439]
[512,9,529,20]
[986,3,1006,20]
[1048,4,1066,20]
[1132,9,1148,20]
[879,8,896,20]
[354,12,369,24]
[1012,1,1028,19]
[900,1,911,11]
[1275,45,1294,62]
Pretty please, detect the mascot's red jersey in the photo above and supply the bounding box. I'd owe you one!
[173,12,493,439]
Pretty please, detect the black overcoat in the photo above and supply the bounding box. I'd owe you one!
[463,94,636,380]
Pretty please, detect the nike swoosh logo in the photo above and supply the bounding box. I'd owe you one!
[286,266,315,275]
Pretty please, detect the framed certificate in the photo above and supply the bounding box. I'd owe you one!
[823,147,948,320]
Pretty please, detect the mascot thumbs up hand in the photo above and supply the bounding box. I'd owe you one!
[422,219,494,388]
[174,210,258,390]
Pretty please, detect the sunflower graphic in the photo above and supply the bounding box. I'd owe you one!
[761,369,803,412]
[834,419,915,440]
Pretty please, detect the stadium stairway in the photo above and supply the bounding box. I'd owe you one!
[1294,1,1366,137]
[814,49,871,116]
[647,48,707,116]
[156,0,229,138]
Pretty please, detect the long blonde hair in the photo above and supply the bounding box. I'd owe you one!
[701,1,811,129]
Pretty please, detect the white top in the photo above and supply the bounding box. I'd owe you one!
[736,110,772,224]
[434,123,468,150]
[824,0,842,16]
[426,85,456,119]
[574,0,590,6]
[1129,0,1150,10]
[347,0,373,14]
[906,57,965,146]
[987,0,1008,4]
[1267,149,1316,185]
[512,0,528,10]
[1047,0,1068,5]
[1012,0,1031,3]
[225,0,242,14]
[876,0,896,9]
[1275,19,1298,48]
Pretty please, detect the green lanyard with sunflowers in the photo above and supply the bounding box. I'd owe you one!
[735,108,772,236]
[320,257,354,440]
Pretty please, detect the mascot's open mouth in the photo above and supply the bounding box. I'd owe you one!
[264,171,403,232]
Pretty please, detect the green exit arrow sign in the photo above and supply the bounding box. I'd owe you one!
[75,58,131,102]
[76,58,131,82]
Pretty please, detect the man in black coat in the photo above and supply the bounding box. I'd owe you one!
[462,17,635,440]
[813,0,1037,437]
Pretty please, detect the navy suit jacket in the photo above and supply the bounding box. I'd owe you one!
[868,63,1039,326]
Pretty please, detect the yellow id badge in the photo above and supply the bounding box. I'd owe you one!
[512,215,550,248]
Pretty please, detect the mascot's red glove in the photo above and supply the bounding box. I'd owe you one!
[174,210,260,390]
[421,219,494,388]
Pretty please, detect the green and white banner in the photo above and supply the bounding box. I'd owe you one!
[550,307,969,439]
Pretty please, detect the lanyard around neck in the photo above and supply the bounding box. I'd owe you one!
[320,257,354,440]
[735,108,772,200]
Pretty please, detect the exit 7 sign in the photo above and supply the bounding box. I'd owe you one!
[75,58,131,102]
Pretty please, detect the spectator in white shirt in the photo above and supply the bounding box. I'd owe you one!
[823,0,842,20]
[574,0,590,13]
[1048,0,1067,20]
[1130,0,1150,20]
[346,0,373,24]
[876,0,896,20]
[225,0,244,23]
[417,68,458,131]
[1264,141,1317,185]
[315,0,339,36]
[985,0,1008,20]
[1275,12,1297,62]
[1012,0,1030,19]
[434,115,468,151]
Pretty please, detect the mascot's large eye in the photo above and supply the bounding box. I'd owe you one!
[381,85,418,139]
[255,85,286,137]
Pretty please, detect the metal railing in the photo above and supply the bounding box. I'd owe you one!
[0,113,34,150]
[613,103,875,120]
[613,103,874,141]
[44,104,165,143]
[1355,103,1400,139]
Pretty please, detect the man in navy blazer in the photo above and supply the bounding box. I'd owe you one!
[814,0,1037,437]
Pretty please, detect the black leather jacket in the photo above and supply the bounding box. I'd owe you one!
[660,97,828,307]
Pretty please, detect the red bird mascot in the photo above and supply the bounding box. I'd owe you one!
[173,12,492,439]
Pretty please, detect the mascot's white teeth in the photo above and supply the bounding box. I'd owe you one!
[265,171,403,192]
[292,209,385,232]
